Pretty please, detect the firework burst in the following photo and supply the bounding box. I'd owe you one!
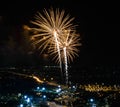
[49,30,81,84]
[49,30,81,63]
[30,8,75,53]
[30,8,81,85]
[30,8,76,73]
[61,31,81,84]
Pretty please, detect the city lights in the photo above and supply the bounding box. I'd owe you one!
[0,1,119,107]
[90,98,94,102]
[43,95,46,99]
[37,87,40,90]
[20,104,23,107]
[42,87,46,91]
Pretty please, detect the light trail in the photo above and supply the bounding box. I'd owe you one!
[1,71,43,84]
[53,30,62,73]
[31,75,43,83]
[63,47,68,85]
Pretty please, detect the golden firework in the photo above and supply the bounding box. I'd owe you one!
[30,8,75,54]
[49,30,81,63]
[29,8,81,85]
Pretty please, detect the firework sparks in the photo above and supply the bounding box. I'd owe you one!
[62,31,81,63]
[50,30,81,63]
[30,8,75,74]
[49,30,81,84]
[53,30,62,69]
[63,46,68,85]
[30,8,81,85]
[30,8,75,53]
[61,31,81,85]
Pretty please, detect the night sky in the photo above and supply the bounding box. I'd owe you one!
[0,0,120,67]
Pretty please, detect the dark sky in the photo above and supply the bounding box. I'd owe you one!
[0,0,120,67]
